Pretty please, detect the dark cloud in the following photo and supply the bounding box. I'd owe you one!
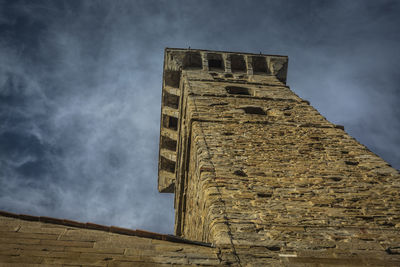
[0,0,399,233]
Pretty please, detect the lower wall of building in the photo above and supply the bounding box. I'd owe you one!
[0,215,221,266]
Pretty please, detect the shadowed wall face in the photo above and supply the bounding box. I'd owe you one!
[159,48,400,265]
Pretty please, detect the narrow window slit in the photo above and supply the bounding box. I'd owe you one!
[226,86,250,95]
[257,193,272,198]
[209,102,228,107]
[242,106,266,115]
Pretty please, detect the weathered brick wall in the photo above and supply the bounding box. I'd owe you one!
[0,214,221,266]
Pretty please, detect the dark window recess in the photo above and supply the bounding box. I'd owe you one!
[183,52,202,69]
[208,59,223,69]
[168,116,178,130]
[164,70,181,88]
[230,55,246,72]
[161,135,177,151]
[226,86,250,95]
[266,246,281,252]
[345,161,359,166]
[257,193,272,198]
[160,156,176,173]
[207,53,224,70]
[163,91,179,109]
[233,170,247,177]
[224,73,233,78]
[162,115,178,131]
[242,106,266,115]
[209,102,228,107]
[252,56,269,73]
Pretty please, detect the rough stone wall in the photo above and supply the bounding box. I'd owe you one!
[158,49,289,193]
[0,214,221,266]
[185,121,400,265]
[171,58,400,265]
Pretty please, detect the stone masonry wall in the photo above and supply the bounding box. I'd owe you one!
[174,67,400,266]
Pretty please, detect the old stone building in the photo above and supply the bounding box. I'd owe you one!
[1,48,399,266]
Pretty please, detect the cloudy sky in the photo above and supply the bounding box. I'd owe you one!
[0,0,399,234]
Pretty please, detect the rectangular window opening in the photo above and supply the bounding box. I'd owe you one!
[207,53,224,70]
[161,135,177,151]
[183,52,202,69]
[160,156,176,173]
[230,55,246,72]
[252,56,269,73]
[163,91,179,109]
[162,115,178,131]
[164,70,181,88]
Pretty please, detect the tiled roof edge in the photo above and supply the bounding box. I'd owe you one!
[0,210,214,248]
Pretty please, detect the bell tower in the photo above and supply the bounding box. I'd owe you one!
[158,48,400,266]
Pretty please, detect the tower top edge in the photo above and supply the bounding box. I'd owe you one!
[164,47,288,58]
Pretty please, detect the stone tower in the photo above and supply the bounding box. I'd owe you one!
[0,48,399,266]
[158,48,400,265]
